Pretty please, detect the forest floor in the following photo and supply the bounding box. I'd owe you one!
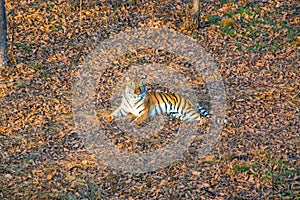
[0,0,299,199]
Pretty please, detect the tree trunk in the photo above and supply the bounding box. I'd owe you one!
[0,0,8,67]
[191,0,201,29]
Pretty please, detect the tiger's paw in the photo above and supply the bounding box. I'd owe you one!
[133,119,142,126]
[97,109,114,123]
[104,113,114,123]
[133,117,150,127]
[133,118,145,126]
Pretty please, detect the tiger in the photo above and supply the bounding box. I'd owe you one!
[106,78,228,125]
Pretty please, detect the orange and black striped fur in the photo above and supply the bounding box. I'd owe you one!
[108,79,227,125]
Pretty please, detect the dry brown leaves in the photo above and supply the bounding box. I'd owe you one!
[0,0,299,199]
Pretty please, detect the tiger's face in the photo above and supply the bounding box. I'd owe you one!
[126,79,147,99]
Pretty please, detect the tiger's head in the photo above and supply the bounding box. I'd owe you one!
[125,79,147,100]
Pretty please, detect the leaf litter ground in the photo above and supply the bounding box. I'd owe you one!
[0,0,299,199]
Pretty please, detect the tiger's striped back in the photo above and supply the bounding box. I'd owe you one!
[147,92,204,122]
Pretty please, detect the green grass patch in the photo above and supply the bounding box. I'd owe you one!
[224,5,258,19]
[16,80,26,88]
[207,15,221,25]
[14,43,33,52]
[125,52,132,58]
[261,17,275,26]
[42,72,49,77]
[246,42,263,52]
[192,33,203,41]
[136,57,146,64]
[47,3,55,9]
[220,0,237,5]
[14,43,23,48]
[233,165,250,173]
[221,26,236,38]
[50,24,63,31]
[218,4,299,52]
[30,64,42,71]
[259,157,299,198]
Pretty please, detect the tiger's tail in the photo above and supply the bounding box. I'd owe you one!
[197,106,230,124]
[198,106,212,119]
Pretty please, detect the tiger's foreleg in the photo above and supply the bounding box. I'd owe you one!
[133,110,150,125]
[133,97,150,125]
[106,107,130,122]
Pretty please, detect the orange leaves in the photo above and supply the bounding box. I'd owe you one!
[58,159,95,172]
[217,2,238,14]
[280,86,296,92]
[264,88,281,99]
[191,170,201,176]
[1,0,299,199]
[31,169,43,174]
